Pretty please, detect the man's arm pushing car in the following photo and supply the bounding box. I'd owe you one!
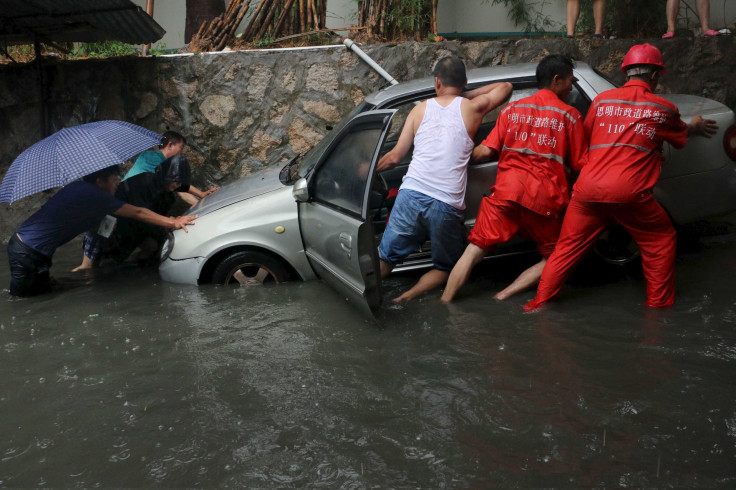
[114,204,198,232]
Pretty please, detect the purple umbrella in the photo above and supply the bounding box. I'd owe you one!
[0,120,162,203]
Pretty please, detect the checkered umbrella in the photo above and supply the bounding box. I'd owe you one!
[0,121,162,203]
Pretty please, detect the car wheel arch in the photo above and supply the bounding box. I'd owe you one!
[199,245,301,285]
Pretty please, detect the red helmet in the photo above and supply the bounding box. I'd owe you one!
[621,43,666,74]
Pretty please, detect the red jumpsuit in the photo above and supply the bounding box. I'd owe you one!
[468,89,586,256]
[525,80,689,310]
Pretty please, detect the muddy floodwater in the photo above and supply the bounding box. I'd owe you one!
[1,221,735,487]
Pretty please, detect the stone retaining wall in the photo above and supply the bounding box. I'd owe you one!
[1,37,735,239]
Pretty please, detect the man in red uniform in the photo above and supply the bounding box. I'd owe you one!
[441,54,587,303]
[525,43,718,311]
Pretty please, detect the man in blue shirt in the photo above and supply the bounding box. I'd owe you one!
[7,166,198,297]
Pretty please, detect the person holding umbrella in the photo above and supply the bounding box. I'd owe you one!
[0,120,199,297]
[7,165,197,297]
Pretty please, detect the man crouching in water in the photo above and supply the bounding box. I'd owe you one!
[375,55,513,303]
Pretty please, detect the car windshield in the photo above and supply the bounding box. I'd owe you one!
[592,67,622,89]
[280,102,374,184]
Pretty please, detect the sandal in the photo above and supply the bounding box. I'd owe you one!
[703,29,721,37]
[661,31,675,39]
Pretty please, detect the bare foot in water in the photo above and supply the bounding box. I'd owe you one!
[392,293,414,304]
[71,256,94,272]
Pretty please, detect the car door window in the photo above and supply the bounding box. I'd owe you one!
[566,84,591,117]
[313,125,383,217]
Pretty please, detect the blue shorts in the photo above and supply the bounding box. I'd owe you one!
[82,231,101,261]
[378,189,466,272]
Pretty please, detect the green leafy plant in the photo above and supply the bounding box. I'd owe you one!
[69,40,138,58]
[1,44,35,62]
[254,35,276,48]
[148,42,170,56]
[387,0,431,37]
[483,0,560,33]
[354,0,437,41]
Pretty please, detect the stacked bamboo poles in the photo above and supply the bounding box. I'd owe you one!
[190,0,329,52]
[189,0,438,52]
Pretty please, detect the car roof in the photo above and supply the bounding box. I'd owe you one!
[364,61,597,107]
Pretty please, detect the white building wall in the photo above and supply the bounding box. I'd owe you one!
[437,0,566,35]
[130,0,191,50]
[676,0,736,33]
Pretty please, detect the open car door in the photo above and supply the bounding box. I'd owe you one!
[295,110,396,318]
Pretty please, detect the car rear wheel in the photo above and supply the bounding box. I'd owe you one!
[212,250,290,287]
[593,226,641,265]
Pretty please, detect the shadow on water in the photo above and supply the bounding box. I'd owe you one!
[1,223,735,487]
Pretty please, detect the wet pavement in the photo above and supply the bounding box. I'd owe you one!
[1,220,735,487]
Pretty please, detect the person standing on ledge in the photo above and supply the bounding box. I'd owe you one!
[566,0,606,38]
[662,0,721,38]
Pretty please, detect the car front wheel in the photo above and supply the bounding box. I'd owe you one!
[211,250,290,286]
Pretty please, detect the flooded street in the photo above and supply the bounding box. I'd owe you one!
[1,222,735,487]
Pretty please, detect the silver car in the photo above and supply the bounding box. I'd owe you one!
[159,62,736,316]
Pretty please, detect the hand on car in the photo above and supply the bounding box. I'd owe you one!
[173,214,198,232]
[203,186,221,196]
[376,152,399,172]
[690,115,719,137]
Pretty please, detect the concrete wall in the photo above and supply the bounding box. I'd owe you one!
[437,0,566,36]
[131,0,736,50]
[1,37,735,238]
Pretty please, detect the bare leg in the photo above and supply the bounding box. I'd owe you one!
[440,243,486,303]
[177,191,198,207]
[566,0,581,36]
[593,0,606,35]
[379,259,394,279]
[393,268,448,303]
[72,255,95,272]
[665,0,679,34]
[493,258,546,300]
[695,0,711,32]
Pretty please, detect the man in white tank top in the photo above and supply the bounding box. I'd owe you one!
[376,55,512,303]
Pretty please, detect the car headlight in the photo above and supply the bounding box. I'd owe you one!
[160,233,174,262]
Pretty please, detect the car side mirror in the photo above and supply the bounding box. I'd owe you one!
[292,177,310,202]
